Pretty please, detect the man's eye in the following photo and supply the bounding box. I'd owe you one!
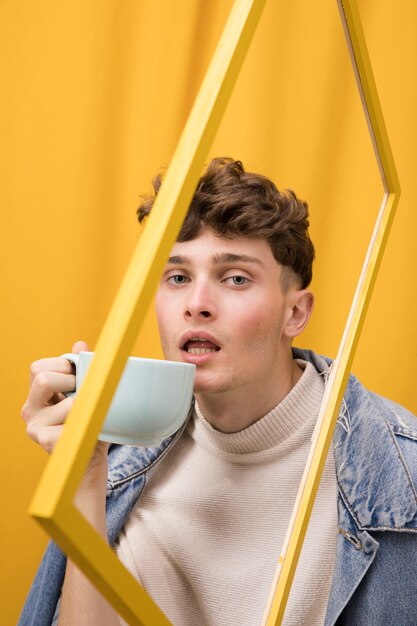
[224,275,249,286]
[167,274,189,285]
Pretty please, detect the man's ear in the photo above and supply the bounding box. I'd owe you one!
[284,290,314,338]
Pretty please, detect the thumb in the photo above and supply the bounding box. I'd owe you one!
[72,340,90,354]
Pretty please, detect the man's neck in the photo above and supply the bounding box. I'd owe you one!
[195,358,304,434]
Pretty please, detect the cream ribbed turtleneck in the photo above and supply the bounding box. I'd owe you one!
[116,360,338,626]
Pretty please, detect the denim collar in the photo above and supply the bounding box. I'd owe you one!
[293,348,417,531]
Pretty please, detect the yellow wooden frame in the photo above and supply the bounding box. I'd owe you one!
[29,1,267,624]
[262,1,400,624]
[28,0,399,624]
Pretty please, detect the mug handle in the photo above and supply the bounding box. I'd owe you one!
[60,353,79,398]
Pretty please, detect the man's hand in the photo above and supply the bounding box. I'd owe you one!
[22,340,89,454]
[21,339,109,481]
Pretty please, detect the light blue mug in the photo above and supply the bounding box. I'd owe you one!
[61,351,195,446]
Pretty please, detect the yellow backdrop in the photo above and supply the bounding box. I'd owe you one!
[1,1,416,623]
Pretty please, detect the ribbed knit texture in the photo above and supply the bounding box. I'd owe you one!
[116,360,338,626]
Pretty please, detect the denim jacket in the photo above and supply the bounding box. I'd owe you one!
[19,349,417,626]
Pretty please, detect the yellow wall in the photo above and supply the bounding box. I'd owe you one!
[1,1,416,622]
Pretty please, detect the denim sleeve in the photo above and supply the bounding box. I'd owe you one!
[18,541,67,626]
[51,596,61,625]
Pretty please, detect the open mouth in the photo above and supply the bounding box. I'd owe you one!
[182,337,221,355]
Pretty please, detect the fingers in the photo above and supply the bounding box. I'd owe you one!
[29,424,64,455]
[23,398,73,453]
[26,370,76,410]
[29,338,90,386]
[23,342,89,455]
[23,396,73,430]
[72,340,89,353]
[30,357,74,385]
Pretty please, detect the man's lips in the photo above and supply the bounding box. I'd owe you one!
[184,340,218,355]
[179,331,221,355]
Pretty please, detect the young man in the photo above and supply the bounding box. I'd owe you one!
[20,158,417,625]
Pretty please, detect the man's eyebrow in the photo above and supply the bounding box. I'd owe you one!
[212,252,265,267]
[167,255,189,265]
[167,253,265,267]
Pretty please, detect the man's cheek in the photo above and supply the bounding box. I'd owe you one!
[160,336,171,353]
[238,315,268,339]
[160,336,177,359]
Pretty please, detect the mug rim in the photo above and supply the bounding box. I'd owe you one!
[77,351,195,370]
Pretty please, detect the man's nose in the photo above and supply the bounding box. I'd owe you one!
[184,282,216,320]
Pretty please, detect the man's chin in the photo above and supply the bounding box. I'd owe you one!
[193,377,230,396]
[193,379,214,395]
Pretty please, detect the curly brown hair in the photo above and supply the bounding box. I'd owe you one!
[137,157,315,289]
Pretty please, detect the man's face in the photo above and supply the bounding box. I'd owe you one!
[155,228,304,398]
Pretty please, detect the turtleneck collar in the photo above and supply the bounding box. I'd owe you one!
[191,360,325,454]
